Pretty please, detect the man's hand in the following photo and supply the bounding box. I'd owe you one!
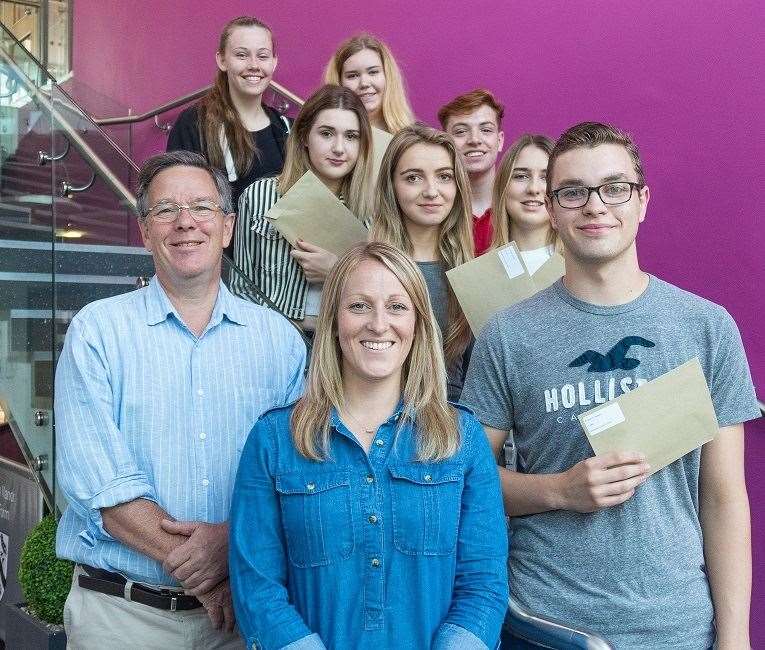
[558,451,650,513]
[291,239,338,283]
[197,578,236,633]
[161,520,228,595]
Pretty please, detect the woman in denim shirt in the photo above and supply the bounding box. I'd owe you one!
[230,242,508,649]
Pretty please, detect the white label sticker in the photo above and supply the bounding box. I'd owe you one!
[580,402,626,436]
[497,247,525,279]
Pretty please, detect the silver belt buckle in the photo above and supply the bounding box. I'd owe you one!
[170,595,178,612]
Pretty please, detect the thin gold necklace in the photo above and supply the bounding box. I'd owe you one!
[340,406,377,436]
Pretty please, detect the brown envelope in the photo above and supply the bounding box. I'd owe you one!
[578,358,718,475]
[265,171,368,257]
[371,127,394,186]
[445,242,537,335]
[531,252,565,290]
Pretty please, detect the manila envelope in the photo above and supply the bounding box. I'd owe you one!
[371,126,393,185]
[530,251,565,290]
[446,242,537,335]
[578,357,718,475]
[265,171,368,257]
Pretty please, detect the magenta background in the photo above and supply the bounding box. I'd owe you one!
[73,0,763,642]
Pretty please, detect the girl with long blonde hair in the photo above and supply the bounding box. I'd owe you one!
[167,16,291,206]
[370,123,473,399]
[490,134,561,273]
[324,33,414,133]
[230,242,508,649]
[232,85,374,328]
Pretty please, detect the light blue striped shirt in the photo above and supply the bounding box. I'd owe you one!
[55,276,306,586]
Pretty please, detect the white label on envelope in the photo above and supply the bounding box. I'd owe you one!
[497,247,525,279]
[580,402,625,436]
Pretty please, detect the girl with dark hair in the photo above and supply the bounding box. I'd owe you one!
[167,17,291,206]
[232,84,374,330]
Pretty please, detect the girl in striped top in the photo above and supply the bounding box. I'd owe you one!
[370,123,474,400]
[233,85,374,328]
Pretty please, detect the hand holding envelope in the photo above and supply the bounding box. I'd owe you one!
[265,170,368,257]
[446,242,565,335]
[578,358,719,475]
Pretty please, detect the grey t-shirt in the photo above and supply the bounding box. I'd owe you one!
[462,276,759,650]
[417,261,470,401]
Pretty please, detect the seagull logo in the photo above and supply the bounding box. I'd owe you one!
[569,336,655,372]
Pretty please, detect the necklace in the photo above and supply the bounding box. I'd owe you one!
[340,406,377,436]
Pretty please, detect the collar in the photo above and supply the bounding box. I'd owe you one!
[144,276,247,328]
[473,207,492,221]
[329,398,408,435]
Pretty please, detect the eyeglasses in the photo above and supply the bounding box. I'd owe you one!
[145,200,223,223]
[551,182,644,209]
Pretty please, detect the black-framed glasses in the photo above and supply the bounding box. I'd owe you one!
[146,200,224,223]
[551,182,644,209]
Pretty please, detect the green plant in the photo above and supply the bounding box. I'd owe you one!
[17,515,73,625]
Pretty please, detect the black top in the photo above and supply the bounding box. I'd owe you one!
[166,103,291,206]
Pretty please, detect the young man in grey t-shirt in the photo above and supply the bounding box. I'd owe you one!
[462,122,760,649]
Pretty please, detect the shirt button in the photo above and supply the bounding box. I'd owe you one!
[424,474,432,482]
[366,475,374,484]
[368,514,378,524]
[199,433,206,440]
[197,388,204,396]
[374,439,384,447]
[306,482,316,491]
[201,478,209,487]
[371,558,380,567]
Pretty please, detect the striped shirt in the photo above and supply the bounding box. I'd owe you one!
[231,177,310,319]
[55,276,306,586]
[232,177,361,321]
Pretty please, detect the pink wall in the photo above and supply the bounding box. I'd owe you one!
[73,0,763,641]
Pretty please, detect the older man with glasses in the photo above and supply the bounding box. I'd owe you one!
[54,151,306,648]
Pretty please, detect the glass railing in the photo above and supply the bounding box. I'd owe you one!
[0,22,307,514]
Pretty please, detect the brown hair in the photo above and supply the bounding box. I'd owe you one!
[278,84,373,219]
[437,88,504,130]
[369,123,473,364]
[324,33,414,133]
[490,134,558,250]
[136,151,233,222]
[547,122,646,196]
[196,17,275,177]
[290,242,460,461]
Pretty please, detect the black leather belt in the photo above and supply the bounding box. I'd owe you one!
[77,564,202,611]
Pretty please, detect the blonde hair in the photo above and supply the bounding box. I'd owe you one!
[291,242,460,462]
[197,17,275,176]
[490,134,561,251]
[324,33,414,133]
[278,84,373,219]
[370,123,473,363]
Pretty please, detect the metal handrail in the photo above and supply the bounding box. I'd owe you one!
[0,45,138,210]
[92,79,305,126]
[506,596,614,650]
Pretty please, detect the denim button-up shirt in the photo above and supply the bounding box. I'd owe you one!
[230,401,508,650]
